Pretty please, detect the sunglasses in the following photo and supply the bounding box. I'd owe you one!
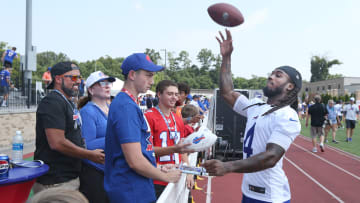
[99,81,113,87]
[63,75,82,82]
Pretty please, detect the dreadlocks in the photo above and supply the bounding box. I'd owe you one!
[262,87,300,116]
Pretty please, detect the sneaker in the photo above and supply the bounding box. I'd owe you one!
[312,148,318,153]
[349,138,352,142]
[320,144,325,152]
[346,138,349,142]
[332,140,339,144]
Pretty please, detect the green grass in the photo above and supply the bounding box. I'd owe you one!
[300,119,360,156]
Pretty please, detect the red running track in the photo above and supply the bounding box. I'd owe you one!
[192,135,360,202]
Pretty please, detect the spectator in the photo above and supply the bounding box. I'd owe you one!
[1,47,18,68]
[181,104,201,137]
[343,97,359,142]
[190,95,205,115]
[146,94,153,109]
[324,100,339,143]
[78,78,85,97]
[0,66,14,107]
[152,95,159,107]
[42,67,52,87]
[334,100,344,128]
[77,71,115,203]
[144,80,195,199]
[175,82,191,117]
[33,62,105,194]
[104,53,181,203]
[306,95,328,152]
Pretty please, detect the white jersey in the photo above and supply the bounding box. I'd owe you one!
[233,95,301,202]
[334,104,343,116]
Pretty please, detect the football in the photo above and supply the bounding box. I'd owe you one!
[207,3,244,27]
[183,127,217,152]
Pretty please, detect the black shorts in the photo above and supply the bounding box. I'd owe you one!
[0,86,9,96]
[346,119,356,129]
[3,61,12,68]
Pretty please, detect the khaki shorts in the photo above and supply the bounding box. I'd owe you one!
[32,177,80,194]
[311,126,324,138]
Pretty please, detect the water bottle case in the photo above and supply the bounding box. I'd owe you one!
[11,160,44,168]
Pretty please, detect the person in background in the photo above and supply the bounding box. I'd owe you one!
[306,95,327,152]
[42,67,52,87]
[343,97,359,142]
[189,95,205,115]
[146,94,153,109]
[334,100,344,128]
[181,104,200,137]
[175,82,191,117]
[1,47,18,68]
[324,100,339,144]
[104,53,181,203]
[0,66,14,107]
[144,80,194,199]
[29,188,89,203]
[33,62,105,194]
[78,71,115,203]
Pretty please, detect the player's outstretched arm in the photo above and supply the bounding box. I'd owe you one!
[217,29,241,107]
[202,143,285,176]
[122,142,181,183]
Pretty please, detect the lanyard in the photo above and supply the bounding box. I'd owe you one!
[121,88,138,104]
[53,89,82,129]
[155,106,177,133]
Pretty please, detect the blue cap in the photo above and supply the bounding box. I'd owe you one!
[121,53,164,75]
[187,94,193,100]
[47,67,51,71]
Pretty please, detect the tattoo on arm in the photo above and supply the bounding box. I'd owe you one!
[228,143,285,173]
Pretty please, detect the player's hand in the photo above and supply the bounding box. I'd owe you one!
[216,29,233,57]
[190,115,202,124]
[165,169,181,183]
[202,159,230,176]
[89,149,105,164]
[174,139,195,154]
[186,174,195,189]
[160,164,178,172]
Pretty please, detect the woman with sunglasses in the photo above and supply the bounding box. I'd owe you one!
[77,71,115,203]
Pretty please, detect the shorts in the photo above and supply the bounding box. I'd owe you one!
[326,119,337,126]
[0,86,9,96]
[311,126,324,138]
[3,60,12,68]
[346,119,356,129]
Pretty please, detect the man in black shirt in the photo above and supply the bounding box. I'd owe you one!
[306,95,328,153]
[33,62,105,194]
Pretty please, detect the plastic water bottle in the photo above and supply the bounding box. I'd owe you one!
[12,131,24,163]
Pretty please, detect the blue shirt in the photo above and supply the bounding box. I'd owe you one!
[104,92,156,203]
[0,70,10,87]
[4,50,17,63]
[198,100,206,112]
[327,105,337,121]
[80,101,107,171]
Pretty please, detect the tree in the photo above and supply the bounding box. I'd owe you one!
[197,48,215,74]
[310,56,342,82]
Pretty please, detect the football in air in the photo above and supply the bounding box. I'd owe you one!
[207,3,244,27]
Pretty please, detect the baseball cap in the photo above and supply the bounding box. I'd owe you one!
[47,62,80,89]
[121,53,164,76]
[350,97,355,101]
[86,71,115,88]
[47,67,51,71]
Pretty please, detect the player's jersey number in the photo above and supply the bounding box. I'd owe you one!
[159,131,180,163]
[243,123,256,158]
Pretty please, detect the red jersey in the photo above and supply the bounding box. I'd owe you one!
[145,107,185,186]
[184,124,194,138]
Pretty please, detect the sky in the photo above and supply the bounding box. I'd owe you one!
[1,0,360,81]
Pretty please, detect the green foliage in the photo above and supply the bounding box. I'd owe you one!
[310,56,342,82]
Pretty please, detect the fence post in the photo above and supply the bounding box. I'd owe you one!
[27,79,31,109]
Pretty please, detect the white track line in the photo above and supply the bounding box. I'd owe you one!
[297,135,360,162]
[292,142,360,181]
[285,156,344,203]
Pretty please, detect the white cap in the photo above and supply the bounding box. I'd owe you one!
[350,97,355,101]
[85,71,115,88]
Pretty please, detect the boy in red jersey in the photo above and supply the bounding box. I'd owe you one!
[145,80,195,199]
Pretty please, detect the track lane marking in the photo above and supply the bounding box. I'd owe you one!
[291,142,360,181]
[297,135,360,162]
[284,156,344,203]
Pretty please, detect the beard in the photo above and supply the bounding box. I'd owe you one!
[61,79,78,97]
[263,83,286,98]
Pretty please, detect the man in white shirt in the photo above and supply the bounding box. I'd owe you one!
[202,29,301,203]
[343,97,359,142]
